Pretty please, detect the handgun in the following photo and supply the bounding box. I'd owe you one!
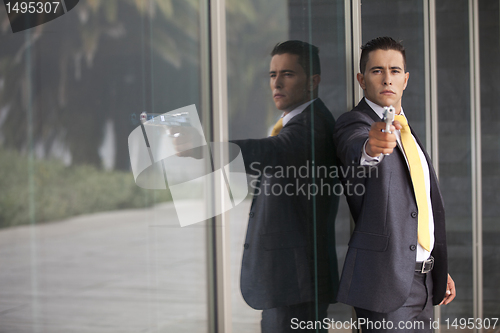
[383,106,395,133]
[140,111,192,137]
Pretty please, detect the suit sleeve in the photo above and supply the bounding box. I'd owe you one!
[231,118,312,176]
[333,111,374,168]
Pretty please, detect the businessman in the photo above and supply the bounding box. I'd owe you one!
[333,37,455,332]
[231,40,339,332]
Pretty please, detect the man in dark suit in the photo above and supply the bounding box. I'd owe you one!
[333,37,455,332]
[231,40,339,332]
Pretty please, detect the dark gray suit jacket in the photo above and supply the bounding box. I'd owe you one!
[333,98,448,313]
[232,98,340,310]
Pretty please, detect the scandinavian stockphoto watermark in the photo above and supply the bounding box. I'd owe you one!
[291,317,427,330]
[127,105,377,227]
[249,161,376,199]
[291,317,499,331]
[3,0,79,33]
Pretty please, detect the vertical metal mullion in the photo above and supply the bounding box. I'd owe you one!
[352,0,363,105]
[423,0,439,168]
[346,2,362,332]
[209,0,232,332]
[469,0,483,330]
[345,0,362,112]
[199,1,217,332]
[424,1,441,331]
[424,0,431,154]
[201,0,232,331]
[345,0,354,111]
[429,0,438,170]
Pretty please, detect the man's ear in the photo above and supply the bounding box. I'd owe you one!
[312,74,321,91]
[308,74,321,92]
[356,73,365,90]
[403,72,410,90]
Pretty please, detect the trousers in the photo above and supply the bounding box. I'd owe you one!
[261,302,329,333]
[355,271,434,333]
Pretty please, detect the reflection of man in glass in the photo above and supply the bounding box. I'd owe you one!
[231,40,339,333]
[334,37,455,332]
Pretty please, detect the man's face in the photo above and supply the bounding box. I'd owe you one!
[357,49,409,113]
[269,53,312,113]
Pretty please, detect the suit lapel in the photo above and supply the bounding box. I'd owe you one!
[356,98,445,241]
[357,98,428,199]
[358,99,435,175]
[357,98,381,123]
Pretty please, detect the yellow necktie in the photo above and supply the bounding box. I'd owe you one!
[270,118,283,136]
[394,114,431,252]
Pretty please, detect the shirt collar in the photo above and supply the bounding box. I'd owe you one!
[365,98,406,119]
[281,98,317,127]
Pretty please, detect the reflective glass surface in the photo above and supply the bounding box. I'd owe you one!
[226,1,350,331]
[361,0,426,144]
[479,0,500,319]
[436,0,473,321]
[0,2,209,332]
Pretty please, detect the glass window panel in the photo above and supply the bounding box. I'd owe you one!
[288,0,352,324]
[226,0,350,330]
[361,0,427,145]
[479,0,500,319]
[288,0,351,325]
[435,0,473,322]
[0,2,210,332]
[227,1,290,330]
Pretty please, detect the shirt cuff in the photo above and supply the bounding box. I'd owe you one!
[360,139,384,166]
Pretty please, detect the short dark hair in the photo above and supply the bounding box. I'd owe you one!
[271,40,321,76]
[359,37,406,73]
